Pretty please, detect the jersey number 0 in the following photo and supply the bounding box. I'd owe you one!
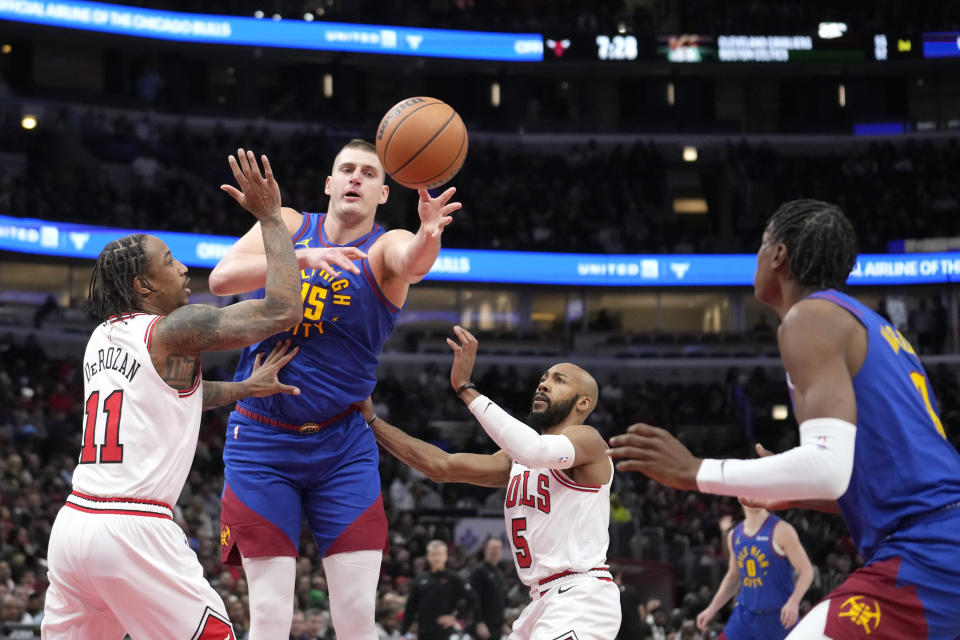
[79,390,125,464]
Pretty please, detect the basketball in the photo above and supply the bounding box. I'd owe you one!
[375,97,468,190]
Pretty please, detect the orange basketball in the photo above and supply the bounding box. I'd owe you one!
[375,97,468,190]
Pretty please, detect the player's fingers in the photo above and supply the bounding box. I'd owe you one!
[235,148,250,176]
[337,258,361,274]
[625,422,661,436]
[278,384,301,396]
[246,149,264,180]
[446,337,461,352]
[418,187,430,202]
[226,156,246,186]
[264,339,287,359]
[252,352,264,370]
[606,444,653,460]
[344,247,368,259]
[220,184,243,203]
[608,434,634,448]
[438,186,456,203]
[614,459,650,474]
[441,201,463,215]
[438,216,453,229]
[755,442,774,457]
[609,434,662,453]
[273,345,300,367]
[261,154,275,183]
[458,326,478,343]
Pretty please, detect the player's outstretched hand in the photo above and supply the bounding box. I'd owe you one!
[299,246,367,275]
[221,148,282,220]
[607,423,701,491]
[245,340,300,398]
[447,324,478,391]
[418,186,462,239]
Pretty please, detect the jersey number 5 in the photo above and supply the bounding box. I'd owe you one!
[80,390,125,464]
[511,517,532,568]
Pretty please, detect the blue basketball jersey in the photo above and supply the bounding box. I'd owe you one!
[804,290,960,560]
[732,515,795,612]
[232,213,401,424]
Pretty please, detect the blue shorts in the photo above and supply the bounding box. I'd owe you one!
[721,604,791,640]
[219,410,386,565]
[822,509,960,640]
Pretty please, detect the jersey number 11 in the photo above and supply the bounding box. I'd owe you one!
[79,390,125,464]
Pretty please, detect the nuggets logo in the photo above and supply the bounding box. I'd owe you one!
[736,545,770,588]
[220,525,230,547]
[838,596,881,634]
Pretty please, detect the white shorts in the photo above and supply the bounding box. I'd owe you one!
[509,574,621,640]
[42,499,235,640]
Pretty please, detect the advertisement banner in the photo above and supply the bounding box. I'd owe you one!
[2,215,959,286]
[0,0,544,61]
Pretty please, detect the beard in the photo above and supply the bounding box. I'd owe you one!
[526,394,579,431]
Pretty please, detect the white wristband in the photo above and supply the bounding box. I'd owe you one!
[468,395,576,469]
[695,417,856,501]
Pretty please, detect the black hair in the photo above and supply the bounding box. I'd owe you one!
[88,234,155,322]
[765,199,858,291]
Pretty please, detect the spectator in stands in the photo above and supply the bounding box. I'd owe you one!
[647,605,670,640]
[1,593,34,638]
[375,605,402,640]
[305,608,334,640]
[470,537,506,640]
[289,608,308,640]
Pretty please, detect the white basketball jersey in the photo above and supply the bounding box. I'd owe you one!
[72,313,202,507]
[503,459,612,587]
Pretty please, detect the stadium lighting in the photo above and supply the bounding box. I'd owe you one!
[838,83,846,107]
[682,146,698,162]
[818,22,847,39]
[490,82,501,107]
[272,13,282,20]
[304,12,314,21]
[21,115,37,130]
[1,44,11,54]
[666,81,675,106]
[253,10,264,18]
[323,73,333,98]
[772,404,789,420]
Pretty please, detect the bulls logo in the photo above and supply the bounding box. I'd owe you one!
[190,606,235,640]
[545,38,571,58]
[837,596,882,634]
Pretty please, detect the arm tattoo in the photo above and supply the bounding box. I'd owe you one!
[153,215,302,354]
[202,381,248,411]
[159,354,200,390]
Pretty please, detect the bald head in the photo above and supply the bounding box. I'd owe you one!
[528,363,599,430]
[553,363,598,413]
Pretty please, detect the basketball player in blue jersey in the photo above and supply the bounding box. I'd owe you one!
[697,503,813,640]
[208,139,462,640]
[609,199,960,639]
